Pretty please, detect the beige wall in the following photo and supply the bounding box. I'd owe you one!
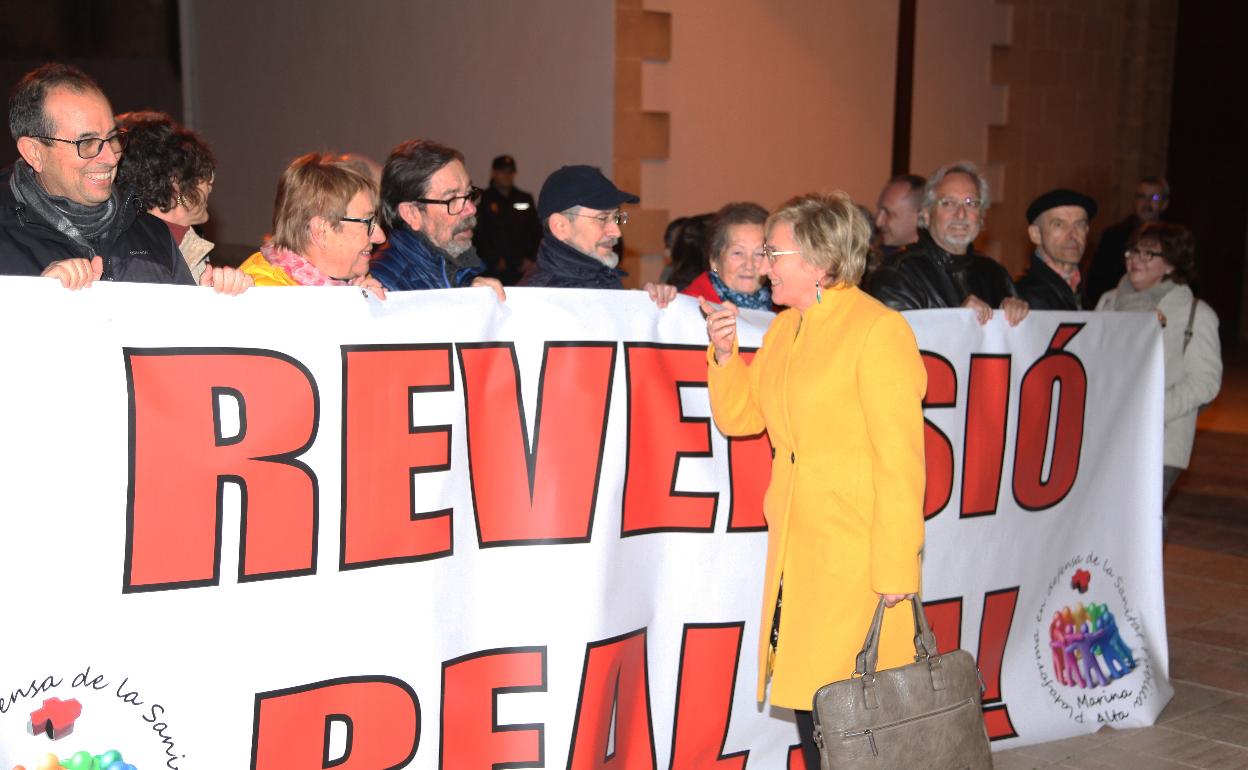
[640,0,899,225]
[186,0,615,251]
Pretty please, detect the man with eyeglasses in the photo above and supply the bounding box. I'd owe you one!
[0,63,249,293]
[1084,176,1170,308]
[867,161,1028,326]
[370,139,505,300]
[1015,188,1098,310]
[521,165,676,306]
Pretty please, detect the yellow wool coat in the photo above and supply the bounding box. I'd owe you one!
[706,284,927,709]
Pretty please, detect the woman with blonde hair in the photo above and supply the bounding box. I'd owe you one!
[701,192,927,768]
[241,152,386,297]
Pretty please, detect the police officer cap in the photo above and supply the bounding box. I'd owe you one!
[1026,188,1098,224]
[492,155,517,171]
[538,165,639,220]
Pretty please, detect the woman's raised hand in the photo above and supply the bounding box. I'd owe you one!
[699,297,739,365]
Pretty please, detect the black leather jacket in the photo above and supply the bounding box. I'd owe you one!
[1015,253,1082,310]
[866,230,1018,311]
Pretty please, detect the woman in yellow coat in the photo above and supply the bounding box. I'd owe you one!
[701,192,927,768]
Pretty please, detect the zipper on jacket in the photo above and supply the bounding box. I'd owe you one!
[841,697,976,756]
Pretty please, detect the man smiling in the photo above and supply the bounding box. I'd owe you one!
[0,63,248,292]
[868,161,1028,325]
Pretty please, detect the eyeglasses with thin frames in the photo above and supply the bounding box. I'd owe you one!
[28,131,127,160]
[760,245,800,265]
[340,214,378,237]
[413,186,484,215]
[567,210,629,227]
[935,196,985,212]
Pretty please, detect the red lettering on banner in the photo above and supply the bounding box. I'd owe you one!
[922,597,964,653]
[440,646,546,769]
[726,349,770,532]
[979,587,1021,740]
[669,623,748,768]
[920,353,956,519]
[458,343,616,545]
[622,345,716,535]
[251,676,419,769]
[341,345,454,569]
[124,349,318,592]
[567,629,657,770]
[1013,324,1087,511]
[787,747,805,769]
[920,589,1020,741]
[961,355,1011,517]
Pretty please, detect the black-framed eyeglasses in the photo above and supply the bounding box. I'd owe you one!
[28,131,127,160]
[339,214,378,237]
[413,186,483,215]
[567,210,629,227]
[760,245,800,265]
[1124,247,1163,263]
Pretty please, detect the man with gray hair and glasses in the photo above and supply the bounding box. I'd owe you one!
[867,161,1028,325]
[0,63,249,292]
[522,164,676,306]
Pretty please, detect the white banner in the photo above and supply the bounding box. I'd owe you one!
[0,279,1169,769]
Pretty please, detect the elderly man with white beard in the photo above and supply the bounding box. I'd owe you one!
[521,164,676,307]
[867,161,1028,325]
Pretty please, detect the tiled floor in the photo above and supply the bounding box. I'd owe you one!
[993,346,1248,768]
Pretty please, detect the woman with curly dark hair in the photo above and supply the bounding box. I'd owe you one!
[115,110,217,281]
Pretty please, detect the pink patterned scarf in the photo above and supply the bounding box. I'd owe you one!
[261,243,349,286]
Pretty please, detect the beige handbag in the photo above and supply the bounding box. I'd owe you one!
[811,597,992,769]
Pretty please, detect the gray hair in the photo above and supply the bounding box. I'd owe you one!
[921,161,991,218]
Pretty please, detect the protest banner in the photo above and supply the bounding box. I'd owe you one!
[0,280,1168,768]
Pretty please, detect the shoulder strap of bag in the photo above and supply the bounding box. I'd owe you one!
[1183,296,1198,354]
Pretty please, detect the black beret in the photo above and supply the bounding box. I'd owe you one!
[492,154,516,171]
[1027,189,1098,224]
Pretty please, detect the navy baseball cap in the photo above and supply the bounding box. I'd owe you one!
[537,165,639,220]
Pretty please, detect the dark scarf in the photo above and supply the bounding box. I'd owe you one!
[525,234,626,289]
[709,269,772,309]
[9,158,129,260]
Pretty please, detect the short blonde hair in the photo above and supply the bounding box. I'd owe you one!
[272,152,378,255]
[766,191,870,287]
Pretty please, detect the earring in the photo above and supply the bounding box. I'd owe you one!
[816,283,822,304]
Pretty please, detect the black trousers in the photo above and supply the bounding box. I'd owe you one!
[794,709,821,770]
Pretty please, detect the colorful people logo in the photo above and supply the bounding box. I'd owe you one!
[10,749,136,770]
[1048,601,1136,689]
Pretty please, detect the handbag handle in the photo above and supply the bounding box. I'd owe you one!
[853,596,940,677]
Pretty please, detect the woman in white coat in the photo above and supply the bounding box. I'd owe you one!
[1096,221,1222,506]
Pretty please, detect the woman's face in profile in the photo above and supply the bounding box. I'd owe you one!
[714,223,765,294]
[1126,236,1171,292]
